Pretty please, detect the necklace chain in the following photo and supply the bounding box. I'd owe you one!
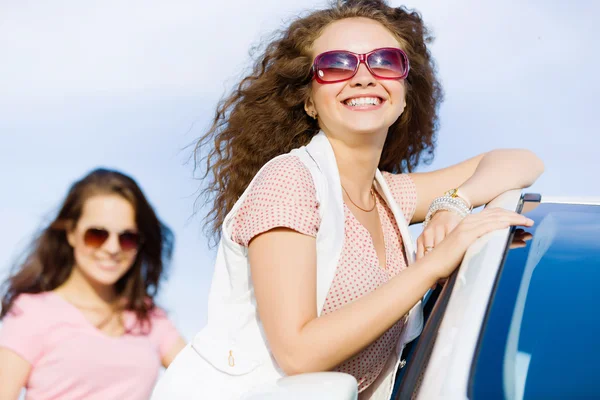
[341,184,376,212]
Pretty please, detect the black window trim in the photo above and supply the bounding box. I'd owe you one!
[393,270,458,399]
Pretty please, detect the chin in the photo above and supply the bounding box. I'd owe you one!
[90,271,128,287]
[343,122,389,136]
[340,116,392,135]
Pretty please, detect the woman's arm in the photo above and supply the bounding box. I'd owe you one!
[161,336,187,368]
[250,228,434,375]
[249,209,533,375]
[0,347,30,400]
[409,149,545,223]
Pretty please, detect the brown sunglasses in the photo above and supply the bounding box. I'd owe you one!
[83,228,142,252]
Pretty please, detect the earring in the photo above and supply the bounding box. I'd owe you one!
[310,111,317,120]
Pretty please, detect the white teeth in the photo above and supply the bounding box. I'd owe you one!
[344,97,381,107]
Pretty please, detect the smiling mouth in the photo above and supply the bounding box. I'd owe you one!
[342,96,384,108]
[97,263,120,271]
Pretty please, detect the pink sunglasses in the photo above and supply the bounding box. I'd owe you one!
[311,47,410,84]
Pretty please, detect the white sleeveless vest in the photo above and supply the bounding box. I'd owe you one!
[168,131,423,399]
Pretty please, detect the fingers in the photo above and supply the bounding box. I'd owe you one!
[490,208,534,225]
[430,209,534,281]
[433,225,446,248]
[470,213,534,240]
[416,236,425,259]
[417,229,435,260]
[420,209,532,263]
[469,208,534,228]
[417,211,465,260]
[450,209,534,248]
[422,229,435,256]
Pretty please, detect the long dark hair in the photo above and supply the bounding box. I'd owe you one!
[0,168,174,327]
[195,0,443,244]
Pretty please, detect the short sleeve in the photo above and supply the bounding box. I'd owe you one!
[0,294,46,365]
[381,172,418,224]
[230,155,321,247]
[148,308,181,359]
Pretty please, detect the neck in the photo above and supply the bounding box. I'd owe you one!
[325,128,387,200]
[57,267,117,307]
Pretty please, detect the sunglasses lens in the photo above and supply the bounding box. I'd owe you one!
[367,49,408,78]
[367,49,408,79]
[315,52,357,82]
[119,232,141,252]
[83,228,109,248]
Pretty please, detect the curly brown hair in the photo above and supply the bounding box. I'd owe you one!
[0,169,174,331]
[195,0,443,243]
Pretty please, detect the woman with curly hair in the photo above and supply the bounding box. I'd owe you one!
[0,169,186,400]
[153,0,543,398]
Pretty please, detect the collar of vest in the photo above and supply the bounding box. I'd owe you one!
[303,131,422,348]
[304,131,416,264]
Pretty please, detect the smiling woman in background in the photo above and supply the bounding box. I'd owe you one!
[0,168,186,400]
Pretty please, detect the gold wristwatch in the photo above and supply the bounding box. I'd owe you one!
[444,188,473,210]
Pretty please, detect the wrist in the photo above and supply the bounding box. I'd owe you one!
[413,255,444,285]
[445,188,473,210]
[423,193,471,228]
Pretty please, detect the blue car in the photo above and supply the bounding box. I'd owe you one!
[395,191,600,399]
[246,190,600,400]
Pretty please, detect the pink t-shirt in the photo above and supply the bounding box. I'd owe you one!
[0,292,180,400]
[231,155,417,392]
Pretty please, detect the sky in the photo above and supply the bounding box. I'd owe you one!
[1,0,599,340]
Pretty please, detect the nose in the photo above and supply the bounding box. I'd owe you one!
[102,233,122,255]
[348,62,376,88]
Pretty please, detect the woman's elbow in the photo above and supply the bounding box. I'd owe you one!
[276,353,312,376]
[522,149,545,184]
[523,148,544,169]
[273,345,321,376]
[498,148,544,187]
[279,361,309,376]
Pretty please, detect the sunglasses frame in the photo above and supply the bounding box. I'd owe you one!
[83,227,143,252]
[311,47,410,84]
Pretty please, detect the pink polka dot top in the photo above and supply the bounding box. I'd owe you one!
[230,155,418,392]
